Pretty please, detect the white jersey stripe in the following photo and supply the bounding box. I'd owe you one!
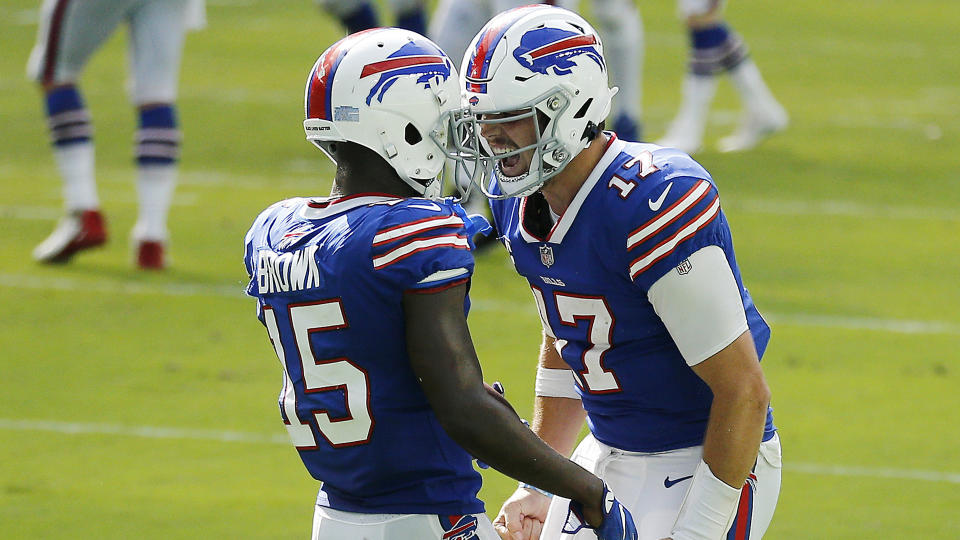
[373,234,469,269]
[372,215,464,246]
[627,180,711,250]
[418,267,469,284]
[630,196,720,279]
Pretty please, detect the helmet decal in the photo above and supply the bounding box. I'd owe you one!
[306,29,383,121]
[464,5,547,94]
[361,41,451,105]
[513,27,604,76]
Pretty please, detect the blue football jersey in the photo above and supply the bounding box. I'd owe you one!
[243,194,490,514]
[489,135,776,453]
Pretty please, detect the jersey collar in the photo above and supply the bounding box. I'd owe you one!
[518,134,626,244]
[301,193,402,220]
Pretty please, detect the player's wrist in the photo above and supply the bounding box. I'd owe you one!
[518,481,554,498]
[534,366,580,399]
[670,459,741,540]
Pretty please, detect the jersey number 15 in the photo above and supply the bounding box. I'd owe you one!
[263,300,374,449]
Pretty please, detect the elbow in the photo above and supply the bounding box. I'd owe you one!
[431,389,486,441]
[716,373,771,414]
[743,374,771,413]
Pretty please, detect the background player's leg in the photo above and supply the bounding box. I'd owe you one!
[128,0,189,269]
[592,0,644,141]
[656,18,731,154]
[717,54,788,153]
[28,0,128,263]
[31,85,107,263]
[389,0,428,34]
[658,0,786,153]
[315,0,379,34]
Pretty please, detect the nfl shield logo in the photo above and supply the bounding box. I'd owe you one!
[539,245,554,267]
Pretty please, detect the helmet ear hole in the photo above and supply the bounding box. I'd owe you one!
[404,123,423,145]
[573,98,593,119]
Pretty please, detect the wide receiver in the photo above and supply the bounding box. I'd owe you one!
[456,6,781,540]
[243,28,637,540]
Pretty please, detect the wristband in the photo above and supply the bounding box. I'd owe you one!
[670,459,742,540]
[519,482,554,498]
[534,366,580,399]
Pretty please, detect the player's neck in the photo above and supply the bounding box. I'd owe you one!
[539,133,608,215]
[330,144,417,199]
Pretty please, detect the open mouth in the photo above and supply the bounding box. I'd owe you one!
[493,147,526,177]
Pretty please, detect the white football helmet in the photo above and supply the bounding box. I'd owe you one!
[457,5,618,199]
[304,28,465,199]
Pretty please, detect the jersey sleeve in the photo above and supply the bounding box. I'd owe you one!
[243,198,301,297]
[626,175,725,291]
[370,202,475,292]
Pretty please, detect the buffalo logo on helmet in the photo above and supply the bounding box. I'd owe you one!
[439,514,479,540]
[513,27,604,77]
[360,41,451,106]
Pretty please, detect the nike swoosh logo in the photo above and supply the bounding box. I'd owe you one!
[408,203,441,211]
[663,474,693,488]
[648,181,673,211]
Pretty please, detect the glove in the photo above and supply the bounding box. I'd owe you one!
[562,483,638,540]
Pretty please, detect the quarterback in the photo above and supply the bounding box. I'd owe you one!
[457,6,782,540]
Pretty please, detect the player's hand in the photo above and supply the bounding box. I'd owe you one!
[563,483,638,540]
[493,486,551,540]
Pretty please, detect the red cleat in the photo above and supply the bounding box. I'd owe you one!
[136,240,166,270]
[33,210,107,263]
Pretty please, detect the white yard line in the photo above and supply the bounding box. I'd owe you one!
[1,272,958,335]
[1,418,957,484]
[729,198,960,223]
[0,272,245,299]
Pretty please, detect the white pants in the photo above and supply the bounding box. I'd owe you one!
[27,0,189,103]
[542,433,782,540]
[312,505,500,540]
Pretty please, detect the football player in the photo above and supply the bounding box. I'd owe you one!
[27,0,204,269]
[656,0,788,153]
[456,6,782,539]
[315,0,429,35]
[243,28,637,540]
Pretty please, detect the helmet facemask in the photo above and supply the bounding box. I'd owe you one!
[454,87,610,199]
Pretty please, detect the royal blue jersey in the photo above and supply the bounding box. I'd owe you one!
[244,193,489,514]
[489,135,776,453]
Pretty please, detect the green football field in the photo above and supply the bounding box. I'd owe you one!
[1,1,958,538]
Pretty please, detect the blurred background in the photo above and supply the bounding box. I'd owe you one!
[1,1,958,538]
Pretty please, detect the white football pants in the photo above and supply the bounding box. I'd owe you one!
[542,433,782,540]
[312,504,500,540]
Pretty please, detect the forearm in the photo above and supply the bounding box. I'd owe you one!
[439,388,601,504]
[532,333,586,457]
[701,388,768,487]
[532,394,586,457]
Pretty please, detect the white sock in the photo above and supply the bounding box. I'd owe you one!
[54,142,98,212]
[728,59,784,117]
[134,165,177,241]
[666,74,718,139]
